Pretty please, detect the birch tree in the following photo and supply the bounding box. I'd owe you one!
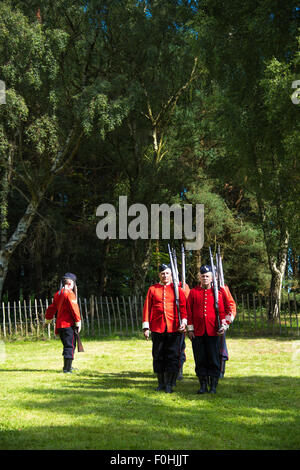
[0,1,131,299]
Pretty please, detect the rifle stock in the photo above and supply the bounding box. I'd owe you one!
[75,329,84,352]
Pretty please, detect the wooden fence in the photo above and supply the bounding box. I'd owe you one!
[231,291,299,337]
[0,295,144,340]
[0,292,299,340]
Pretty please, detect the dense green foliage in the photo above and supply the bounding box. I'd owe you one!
[0,1,299,303]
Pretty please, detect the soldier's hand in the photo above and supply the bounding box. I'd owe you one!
[75,321,81,333]
[178,322,186,332]
[218,320,229,335]
[44,318,52,327]
[187,330,195,340]
[143,328,150,341]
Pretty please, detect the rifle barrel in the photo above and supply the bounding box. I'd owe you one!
[168,244,181,325]
[209,246,221,330]
[181,244,186,289]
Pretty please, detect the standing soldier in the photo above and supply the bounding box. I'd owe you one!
[142,264,188,393]
[187,265,231,394]
[44,273,81,373]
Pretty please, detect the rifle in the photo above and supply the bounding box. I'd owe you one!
[168,244,182,325]
[215,245,229,376]
[216,245,225,288]
[209,246,221,331]
[216,247,220,290]
[181,243,186,290]
[75,328,84,352]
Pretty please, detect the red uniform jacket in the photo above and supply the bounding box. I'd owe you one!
[142,283,188,333]
[187,286,228,336]
[45,288,81,334]
[180,282,190,299]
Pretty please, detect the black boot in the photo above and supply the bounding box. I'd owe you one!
[197,375,208,394]
[165,372,177,393]
[172,374,177,387]
[209,376,218,394]
[155,372,165,391]
[63,358,73,373]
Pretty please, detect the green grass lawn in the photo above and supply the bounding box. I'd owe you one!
[0,335,299,450]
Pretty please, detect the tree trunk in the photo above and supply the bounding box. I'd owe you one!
[267,230,289,319]
[254,157,289,320]
[99,238,111,296]
[268,266,284,320]
[0,201,39,301]
[131,239,152,298]
[0,251,9,300]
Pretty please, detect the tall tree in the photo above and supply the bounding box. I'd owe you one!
[0,0,132,299]
[193,0,300,316]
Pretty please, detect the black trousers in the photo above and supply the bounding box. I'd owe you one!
[192,334,220,378]
[151,331,182,374]
[179,335,186,368]
[57,327,77,359]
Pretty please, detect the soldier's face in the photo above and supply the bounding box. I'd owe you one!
[200,272,212,288]
[159,269,172,285]
[65,278,74,290]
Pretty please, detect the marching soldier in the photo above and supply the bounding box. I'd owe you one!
[142,264,188,393]
[187,265,232,394]
[44,273,81,373]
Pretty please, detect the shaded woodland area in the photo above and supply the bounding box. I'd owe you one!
[0,1,299,319]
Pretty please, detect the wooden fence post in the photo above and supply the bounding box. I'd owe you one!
[2,302,6,339]
[35,299,39,338]
[105,297,112,336]
[100,296,106,335]
[24,300,28,337]
[133,296,139,331]
[128,297,135,334]
[13,301,17,335]
[29,299,33,334]
[288,292,292,332]
[90,295,95,337]
[140,295,144,327]
[110,297,117,334]
[122,296,129,335]
[45,299,50,339]
[253,293,256,333]
[18,300,23,336]
[94,296,101,336]
[7,302,12,337]
[116,297,123,335]
[84,298,90,336]
[294,292,299,337]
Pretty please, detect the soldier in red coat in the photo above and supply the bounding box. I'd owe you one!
[45,273,81,373]
[187,265,231,394]
[142,264,188,393]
